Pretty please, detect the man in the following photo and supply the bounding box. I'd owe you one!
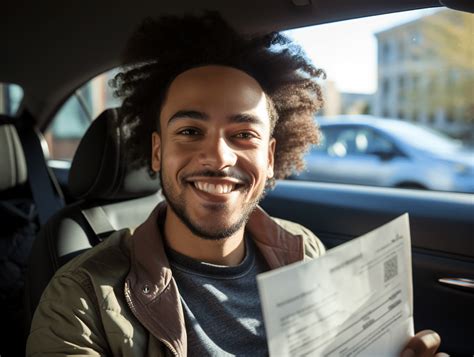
[27,13,443,356]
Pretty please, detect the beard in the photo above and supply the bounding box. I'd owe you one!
[159,168,264,240]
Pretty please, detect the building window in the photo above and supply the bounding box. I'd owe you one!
[382,42,390,64]
[398,41,405,62]
[398,76,405,103]
[382,78,390,96]
[428,113,436,123]
[446,109,455,123]
[412,75,419,90]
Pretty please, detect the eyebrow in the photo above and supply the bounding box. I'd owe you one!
[228,113,265,126]
[167,110,208,125]
[167,110,265,126]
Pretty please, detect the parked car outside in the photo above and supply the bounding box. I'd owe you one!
[294,115,474,193]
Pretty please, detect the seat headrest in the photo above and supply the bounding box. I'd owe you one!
[69,108,160,200]
[0,115,27,191]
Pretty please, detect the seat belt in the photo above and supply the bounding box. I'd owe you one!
[16,114,64,224]
[81,206,116,240]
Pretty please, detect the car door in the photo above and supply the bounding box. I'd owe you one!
[261,181,474,355]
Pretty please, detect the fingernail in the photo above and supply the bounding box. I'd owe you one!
[401,348,415,357]
[420,331,441,347]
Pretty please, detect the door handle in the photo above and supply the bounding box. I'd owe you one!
[438,278,474,291]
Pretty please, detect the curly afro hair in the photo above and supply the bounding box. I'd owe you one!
[112,12,325,185]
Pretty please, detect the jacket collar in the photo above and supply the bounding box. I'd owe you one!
[125,201,304,356]
[246,204,304,268]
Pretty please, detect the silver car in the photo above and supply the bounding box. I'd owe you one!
[295,115,474,193]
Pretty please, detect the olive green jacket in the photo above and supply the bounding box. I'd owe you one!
[27,202,325,356]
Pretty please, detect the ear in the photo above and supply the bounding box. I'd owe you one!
[267,138,276,179]
[151,131,161,173]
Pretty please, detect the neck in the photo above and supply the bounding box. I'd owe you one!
[163,207,246,266]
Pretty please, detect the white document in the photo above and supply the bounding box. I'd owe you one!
[257,214,413,357]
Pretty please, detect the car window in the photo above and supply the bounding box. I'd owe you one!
[0,83,23,116]
[44,68,121,161]
[287,8,474,193]
[362,129,395,154]
[318,126,395,157]
[377,120,461,153]
[313,127,339,153]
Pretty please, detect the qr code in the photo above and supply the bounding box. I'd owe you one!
[384,256,398,283]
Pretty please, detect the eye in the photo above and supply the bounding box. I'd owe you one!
[234,131,257,140]
[177,128,201,136]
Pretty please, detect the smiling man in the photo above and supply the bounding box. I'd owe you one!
[156,66,277,267]
[27,12,443,357]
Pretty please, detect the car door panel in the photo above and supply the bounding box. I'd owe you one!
[412,251,473,355]
[305,153,391,186]
[261,180,474,355]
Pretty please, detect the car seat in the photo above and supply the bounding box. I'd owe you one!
[0,116,36,356]
[24,108,163,330]
[1,110,68,356]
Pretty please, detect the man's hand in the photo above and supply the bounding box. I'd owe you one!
[401,330,448,357]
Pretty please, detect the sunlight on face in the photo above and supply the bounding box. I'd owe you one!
[152,66,275,239]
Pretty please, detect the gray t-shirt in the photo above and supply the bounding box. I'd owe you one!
[167,237,269,356]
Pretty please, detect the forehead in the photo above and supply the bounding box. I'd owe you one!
[160,65,270,124]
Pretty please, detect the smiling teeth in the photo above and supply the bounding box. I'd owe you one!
[194,182,234,194]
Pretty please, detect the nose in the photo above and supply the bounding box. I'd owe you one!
[198,135,238,170]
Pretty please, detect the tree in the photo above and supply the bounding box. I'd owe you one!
[415,10,474,124]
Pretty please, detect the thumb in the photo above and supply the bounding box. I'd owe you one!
[401,330,442,357]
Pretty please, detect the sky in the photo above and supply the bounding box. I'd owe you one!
[285,8,440,94]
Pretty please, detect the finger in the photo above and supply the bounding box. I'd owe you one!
[402,330,441,357]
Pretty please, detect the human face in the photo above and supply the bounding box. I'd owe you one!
[151,65,275,240]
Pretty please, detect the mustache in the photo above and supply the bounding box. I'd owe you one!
[182,169,251,185]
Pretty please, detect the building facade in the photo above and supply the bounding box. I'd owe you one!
[373,10,473,141]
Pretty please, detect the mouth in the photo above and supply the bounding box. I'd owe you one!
[193,181,235,194]
[186,178,246,196]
